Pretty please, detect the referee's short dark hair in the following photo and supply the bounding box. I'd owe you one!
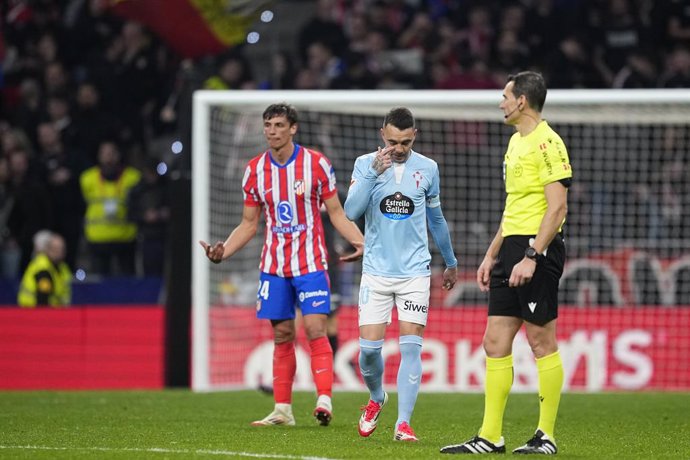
[383,107,415,130]
[508,71,547,112]
[263,102,298,125]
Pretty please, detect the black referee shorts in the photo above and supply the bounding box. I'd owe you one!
[488,234,565,326]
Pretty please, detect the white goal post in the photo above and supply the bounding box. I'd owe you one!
[192,90,690,392]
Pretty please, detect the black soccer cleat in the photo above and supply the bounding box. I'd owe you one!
[440,435,506,454]
[512,430,557,455]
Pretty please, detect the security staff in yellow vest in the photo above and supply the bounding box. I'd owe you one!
[18,230,72,307]
[80,141,141,275]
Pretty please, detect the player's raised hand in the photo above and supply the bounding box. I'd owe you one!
[199,240,225,264]
[372,145,394,175]
[442,266,457,290]
[340,241,364,262]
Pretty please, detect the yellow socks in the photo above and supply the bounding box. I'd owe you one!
[479,355,513,443]
[536,350,564,439]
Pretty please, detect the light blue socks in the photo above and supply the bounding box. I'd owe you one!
[396,335,423,427]
[359,338,385,403]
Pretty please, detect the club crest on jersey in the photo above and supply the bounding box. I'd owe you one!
[412,171,423,188]
[293,179,305,196]
[379,192,414,220]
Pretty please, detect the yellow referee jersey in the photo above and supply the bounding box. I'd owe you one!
[502,120,572,236]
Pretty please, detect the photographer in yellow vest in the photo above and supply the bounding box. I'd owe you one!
[18,230,72,307]
[80,141,141,275]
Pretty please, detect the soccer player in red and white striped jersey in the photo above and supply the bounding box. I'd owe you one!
[200,103,364,427]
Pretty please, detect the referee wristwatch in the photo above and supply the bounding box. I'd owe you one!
[524,247,542,263]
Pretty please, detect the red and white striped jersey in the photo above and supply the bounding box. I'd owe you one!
[242,144,337,277]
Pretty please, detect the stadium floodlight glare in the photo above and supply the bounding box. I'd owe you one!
[192,89,690,392]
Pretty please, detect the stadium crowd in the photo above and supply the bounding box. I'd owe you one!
[0,0,689,282]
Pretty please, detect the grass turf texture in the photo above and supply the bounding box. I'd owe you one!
[0,391,688,459]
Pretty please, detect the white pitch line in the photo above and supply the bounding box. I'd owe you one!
[0,445,341,460]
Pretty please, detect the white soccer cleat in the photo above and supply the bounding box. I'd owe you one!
[250,404,295,426]
[313,394,333,426]
[358,392,388,437]
[394,421,419,442]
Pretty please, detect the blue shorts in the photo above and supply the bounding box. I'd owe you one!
[256,270,331,320]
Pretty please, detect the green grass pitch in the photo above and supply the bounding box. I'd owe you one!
[0,390,688,459]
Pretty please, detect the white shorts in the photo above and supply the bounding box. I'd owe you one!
[357,273,431,327]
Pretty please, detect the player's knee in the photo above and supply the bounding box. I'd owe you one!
[304,324,327,341]
[482,333,512,357]
[273,323,296,343]
[526,331,558,358]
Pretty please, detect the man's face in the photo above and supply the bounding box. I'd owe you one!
[46,237,65,263]
[500,81,523,125]
[263,115,297,152]
[380,124,417,163]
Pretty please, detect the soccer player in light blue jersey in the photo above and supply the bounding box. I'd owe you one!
[344,107,458,442]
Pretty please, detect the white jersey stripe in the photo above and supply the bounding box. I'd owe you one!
[303,150,318,273]
[256,154,274,272]
[271,162,285,276]
[287,161,301,276]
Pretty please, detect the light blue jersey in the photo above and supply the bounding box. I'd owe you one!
[344,150,457,278]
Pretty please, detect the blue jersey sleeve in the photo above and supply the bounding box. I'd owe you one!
[427,163,441,203]
[427,205,457,268]
[344,155,377,221]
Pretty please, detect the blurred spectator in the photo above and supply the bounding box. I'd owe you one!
[260,51,296,90]
[80,141,140,276]
[203,52,255,90]
[491,30,530,75]
[43,61,71,97]
[17,230,71,307]
[12,79,43,141]
[6,148,54,275]
[433,58,500,89]
[344,11,370,54]
[306,41,343,89]
[658,46,690,87]
[71,81,123,163]
[1,127,33,157]
[127,157,170,276]
[110,21,158,155]
[612,50,658,88]
[330,51,378,89]
[592,0,649,85]
[0,156,20,279]
[66,0,123,70]
[44,94,77,148]
[298,0,348,60]
[35,122,86,269]
[545,35,605,88]
[397,11,436,52]
[665,0,690,49]
[454,5,494,63]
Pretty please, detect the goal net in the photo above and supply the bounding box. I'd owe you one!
[192,90,690,392]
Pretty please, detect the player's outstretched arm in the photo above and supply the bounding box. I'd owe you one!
[199,204,261,264]
[324,194,364,262]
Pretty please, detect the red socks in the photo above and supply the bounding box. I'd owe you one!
[273,337,333,402]
[309,336,333,397]
[273,341,296,404]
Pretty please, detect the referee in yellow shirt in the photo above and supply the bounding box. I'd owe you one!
[441,71,571,455]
